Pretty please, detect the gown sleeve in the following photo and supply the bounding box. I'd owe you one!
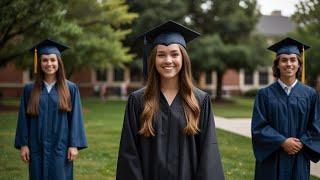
[116,93,143,180]
[14,84,31,149]
[196,94,225,180]
[68,83,87,150]
[251,89,287,162]
[299,91,320,162]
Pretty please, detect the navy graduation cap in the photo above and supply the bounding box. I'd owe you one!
[30,39,69,73]
[267,37,310,56]
[136,20,201,79]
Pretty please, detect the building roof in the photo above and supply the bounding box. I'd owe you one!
[257,15,296,36]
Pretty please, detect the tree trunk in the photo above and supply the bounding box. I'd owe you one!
[215,70,224,101]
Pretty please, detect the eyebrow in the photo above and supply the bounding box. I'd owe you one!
[157,49,180,53]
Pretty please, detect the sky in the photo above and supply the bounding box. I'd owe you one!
[257,0,302,16]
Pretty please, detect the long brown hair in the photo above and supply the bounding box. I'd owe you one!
[272,54,302,78]
[27,55,71,116]
[139,44,200,137]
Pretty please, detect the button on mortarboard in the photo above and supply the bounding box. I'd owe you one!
[136,20,201,80]
[267,37,310,56]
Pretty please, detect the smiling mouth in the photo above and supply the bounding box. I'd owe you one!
[163,66,174,70]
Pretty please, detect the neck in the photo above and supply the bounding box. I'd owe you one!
[160,77,179,93]
[279,76,296,87]
[44,75,56,85]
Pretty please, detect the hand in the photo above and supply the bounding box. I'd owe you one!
[20,146,30,163]
[281,137,303,155]
[67,147,78,162]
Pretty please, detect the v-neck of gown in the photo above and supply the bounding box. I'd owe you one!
[160,91,179,108]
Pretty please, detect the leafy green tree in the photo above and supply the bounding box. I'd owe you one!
[187,0,267,100]
[62,0,138,77]
[1,0,137,78]
[0,0,79,66]
[291,0,320,86]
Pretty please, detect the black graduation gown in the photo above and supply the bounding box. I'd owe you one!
[14,80,87,180]
[116,87,225,180]
[251,81,320,180]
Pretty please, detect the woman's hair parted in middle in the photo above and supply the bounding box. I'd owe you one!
[139,44,200,137]
[27,55,71,116]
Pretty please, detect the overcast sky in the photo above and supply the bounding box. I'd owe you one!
[257,0,302,16]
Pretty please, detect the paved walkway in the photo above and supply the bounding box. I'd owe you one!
[214,116,320,178]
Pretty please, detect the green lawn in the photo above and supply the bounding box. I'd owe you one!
[0,97,319,180]
[213,96,255,118]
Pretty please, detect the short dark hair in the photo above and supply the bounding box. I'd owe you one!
[272,54,302,78]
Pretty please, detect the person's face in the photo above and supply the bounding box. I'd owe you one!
[277,54,300,79]
[40,54,59,76]
[155,44,183,80]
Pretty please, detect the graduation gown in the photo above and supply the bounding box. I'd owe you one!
[116,87,224,180]
[14,80,87,180]
[251,81,320,180]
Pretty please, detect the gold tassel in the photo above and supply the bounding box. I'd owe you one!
[34,48,37,74]
[301,46,305,83]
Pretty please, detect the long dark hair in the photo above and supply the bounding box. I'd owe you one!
[27,55,71,116]
[139,44,200,137]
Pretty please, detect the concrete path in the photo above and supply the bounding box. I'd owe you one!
[214,116,320,178]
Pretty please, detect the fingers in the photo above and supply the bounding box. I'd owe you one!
[283,138,304,155]
[20,151,30,163]
[67,148,78,162]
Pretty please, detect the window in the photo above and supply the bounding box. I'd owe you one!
[259,70,269,85]
[96,69,107,81]
[114,67,124,81]
[244,70,253,85]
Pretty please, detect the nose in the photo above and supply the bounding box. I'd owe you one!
[164,55,173,63]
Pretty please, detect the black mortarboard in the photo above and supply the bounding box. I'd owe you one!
[29,39,69,73]
[136,20,201,80]
[267,37,310,56]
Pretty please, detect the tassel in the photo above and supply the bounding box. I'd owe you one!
[301,46,305,83]
[34,48,38,74]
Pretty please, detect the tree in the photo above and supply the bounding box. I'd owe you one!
[1,0,138,78]
[62,0,138,77]
[187,0,267,100]
[189,33,270,99]
[0,0,78,66]
[291,0,320,86]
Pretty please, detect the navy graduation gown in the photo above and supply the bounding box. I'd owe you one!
[116,87,225,180]
[14,80,87,180]
[251,81,320,180]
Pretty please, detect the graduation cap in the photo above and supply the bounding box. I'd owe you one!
[267,37,310,56]
[268,37,311,83]
[30,39,69,74]
[136,20,201,80]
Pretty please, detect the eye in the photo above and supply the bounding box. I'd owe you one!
[41,59,48,62]
[172,53,179,57]
[157,54,165,57]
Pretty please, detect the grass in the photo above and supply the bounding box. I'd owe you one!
[213,96,255,118]
[0,97,319,180]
